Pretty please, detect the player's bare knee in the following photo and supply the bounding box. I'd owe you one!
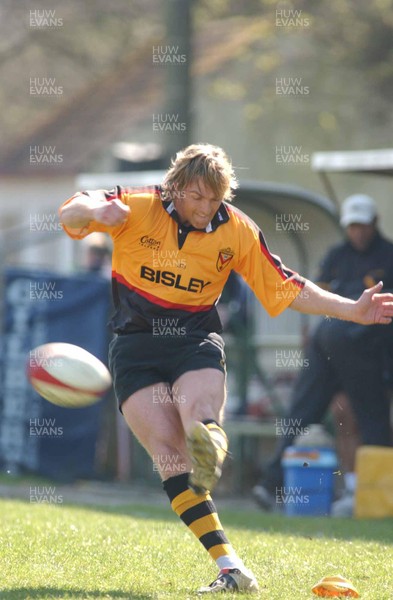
[181,397,223,432]
[173,370,226,430]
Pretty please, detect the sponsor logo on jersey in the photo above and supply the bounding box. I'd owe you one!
[216,247,234,272]
[139,235,161,250]
[140,266,211,293]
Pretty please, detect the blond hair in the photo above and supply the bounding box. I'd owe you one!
[162,143,237,201]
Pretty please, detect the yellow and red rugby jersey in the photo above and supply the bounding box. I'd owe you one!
[61,186,305,334]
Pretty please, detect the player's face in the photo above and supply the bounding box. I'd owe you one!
[346,221,377,252]
[174,179,223,229]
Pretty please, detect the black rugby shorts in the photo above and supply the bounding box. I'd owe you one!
[108,331,226,410]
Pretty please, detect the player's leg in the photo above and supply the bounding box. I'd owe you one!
[121,383,191,478]
[173,367,226,427]
[165,368,257,594]
[163,471,258,593]
[166,332,229,497]
[116,332,257,593]
[121,379,258,594]
[109,332,191,476]
[174,368,228,495]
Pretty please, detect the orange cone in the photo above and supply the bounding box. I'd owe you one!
[311,575,360,597]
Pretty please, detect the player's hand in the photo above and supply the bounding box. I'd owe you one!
[92,199,130,226]
[354,281,393,325]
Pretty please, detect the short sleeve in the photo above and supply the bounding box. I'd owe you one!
[234,214,305,317]
[59,186,158,240]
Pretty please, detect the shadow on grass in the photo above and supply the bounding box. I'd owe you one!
[0,587,154,599]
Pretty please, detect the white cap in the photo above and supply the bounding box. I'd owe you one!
[340,194,377,227]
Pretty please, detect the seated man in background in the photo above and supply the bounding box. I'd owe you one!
[253,194,393,516]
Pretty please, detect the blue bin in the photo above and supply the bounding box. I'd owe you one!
[281,446,337,516]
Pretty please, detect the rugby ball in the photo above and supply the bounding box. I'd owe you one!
[27,342,112,408]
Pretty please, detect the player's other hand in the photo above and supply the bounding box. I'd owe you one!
[92,199,130,226]
[355,281,393,325]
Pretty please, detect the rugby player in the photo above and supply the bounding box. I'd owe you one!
[59,144,393,594]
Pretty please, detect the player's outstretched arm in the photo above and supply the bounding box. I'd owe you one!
[60,190,130,229]
[290,279,393,325]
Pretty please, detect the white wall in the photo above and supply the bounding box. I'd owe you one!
[0,176,79,272]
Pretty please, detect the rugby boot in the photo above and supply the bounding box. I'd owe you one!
[187,421,228,495]
[197,568,259,594]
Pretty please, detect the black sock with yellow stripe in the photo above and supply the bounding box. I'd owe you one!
[163,473,233,563]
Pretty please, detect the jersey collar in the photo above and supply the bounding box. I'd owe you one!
[161,197,230,233]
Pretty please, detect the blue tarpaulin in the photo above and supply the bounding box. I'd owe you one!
[0,268,111,481]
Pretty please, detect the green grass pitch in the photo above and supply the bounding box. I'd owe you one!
[1,497,392,599]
